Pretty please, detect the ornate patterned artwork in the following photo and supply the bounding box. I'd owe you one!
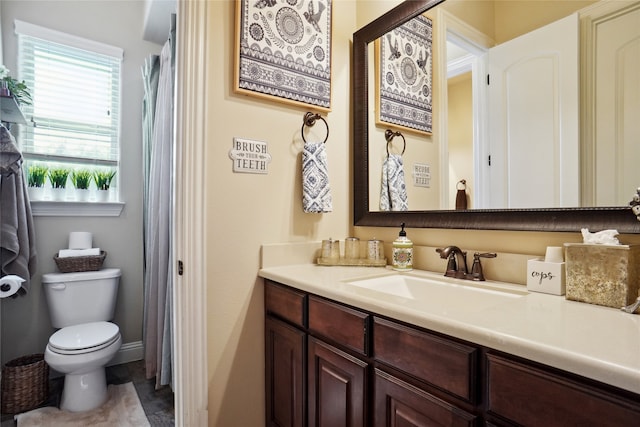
[235,0,332,110]
[376,14,432,134]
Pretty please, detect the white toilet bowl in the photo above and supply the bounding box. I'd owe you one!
[44,321,122,412]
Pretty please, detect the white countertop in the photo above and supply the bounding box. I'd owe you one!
[259,264,640,395]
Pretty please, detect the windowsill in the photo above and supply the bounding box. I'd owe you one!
[31,200,125,217]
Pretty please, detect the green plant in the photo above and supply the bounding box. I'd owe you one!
[71,169,93,190]
[48,168,70,189]
[93,170,116,191]
[27,165,48,188]
[0,65,32,106]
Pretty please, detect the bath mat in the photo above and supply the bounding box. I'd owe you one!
[15,382,150,427]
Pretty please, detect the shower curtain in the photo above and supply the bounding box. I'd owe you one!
[142,29,175,389]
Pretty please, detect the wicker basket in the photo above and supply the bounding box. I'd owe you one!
[53,251,106,273]
[1,354,49,414]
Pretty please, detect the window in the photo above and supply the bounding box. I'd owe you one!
[15,20,123,203]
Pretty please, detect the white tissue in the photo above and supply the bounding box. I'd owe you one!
[58,248,101,258]
[0,275,24,298]
[581,228,620,245]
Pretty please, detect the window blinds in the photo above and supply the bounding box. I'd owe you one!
[15,20,123,167]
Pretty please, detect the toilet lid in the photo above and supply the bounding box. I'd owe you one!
[49,321,120,353]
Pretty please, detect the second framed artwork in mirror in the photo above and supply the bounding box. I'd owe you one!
[375,14,433,135]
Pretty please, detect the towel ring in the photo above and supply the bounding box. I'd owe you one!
[385,129,406,156]
[302,112,329,144]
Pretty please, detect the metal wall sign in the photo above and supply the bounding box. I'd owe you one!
[229,137,272,174]
[413,163,430,187]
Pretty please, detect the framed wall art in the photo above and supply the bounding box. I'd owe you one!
[234,0,332,111]
[376,14,433,135]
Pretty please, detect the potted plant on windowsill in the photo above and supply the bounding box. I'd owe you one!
[27,164,48,200]
[71,169,93,201]
[93,170,116,202]
[48,168,70,201]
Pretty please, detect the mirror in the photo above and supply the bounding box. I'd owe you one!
[353,0,640,233]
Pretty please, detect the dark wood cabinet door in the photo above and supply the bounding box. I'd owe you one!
[266,316,306,427]
[374,369,477,427]
[487,353,640,427]
[308,337,368,427]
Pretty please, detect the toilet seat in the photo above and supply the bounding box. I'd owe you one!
[48,321,120,355]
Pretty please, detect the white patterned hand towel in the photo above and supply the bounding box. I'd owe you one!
[380,154,408,211]
[302,141,333,213]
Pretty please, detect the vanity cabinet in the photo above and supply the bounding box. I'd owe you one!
[264,279,640,427]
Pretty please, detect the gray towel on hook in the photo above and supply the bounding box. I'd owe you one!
[302,141,333,213]
[0,124,23,175]
[0,124,37,294]
[380,154,408,211]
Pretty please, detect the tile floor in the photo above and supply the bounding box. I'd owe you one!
[0,360,174,426]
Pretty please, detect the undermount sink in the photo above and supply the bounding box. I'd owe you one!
[343,271,528,314]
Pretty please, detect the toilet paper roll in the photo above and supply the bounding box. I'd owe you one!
[545,246,564,263]
[0,275,25,298]
[69,232,93,250]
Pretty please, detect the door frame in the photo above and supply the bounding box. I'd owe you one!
[173,0,209,424]
[434,8,491,208]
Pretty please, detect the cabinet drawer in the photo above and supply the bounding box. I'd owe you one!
[265,281,306,328]
[308,296,369,355]
[373,317,478,402]
[487,353,640,426]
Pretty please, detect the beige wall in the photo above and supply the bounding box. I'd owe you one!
[0,1,159,364]
[205,1,355,425]
[447,73,473,209]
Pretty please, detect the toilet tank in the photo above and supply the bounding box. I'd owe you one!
[42,268,121,328]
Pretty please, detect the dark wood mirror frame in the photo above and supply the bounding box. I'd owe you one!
[352,0,639,233]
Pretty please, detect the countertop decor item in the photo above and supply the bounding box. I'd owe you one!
[565,243,640,308]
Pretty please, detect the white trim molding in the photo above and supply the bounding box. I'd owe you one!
[108,341,144,367]
[173,0,209,425]
[31,201,125,217]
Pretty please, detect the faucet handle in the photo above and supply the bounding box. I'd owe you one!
[475,252,497,259]
[469,252,497,281]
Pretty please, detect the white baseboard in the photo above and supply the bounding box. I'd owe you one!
[108,340,144,366]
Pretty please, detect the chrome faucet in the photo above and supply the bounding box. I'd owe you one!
[436,246,497,281]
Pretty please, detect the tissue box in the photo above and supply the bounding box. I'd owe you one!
[527,259,565,295]
[565,244,640,308]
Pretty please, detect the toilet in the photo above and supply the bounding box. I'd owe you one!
[42,268,122,412]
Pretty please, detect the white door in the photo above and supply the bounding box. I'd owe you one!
[485,13,579,209]
[592,3,640,206]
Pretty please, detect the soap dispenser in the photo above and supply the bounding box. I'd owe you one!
[392,223,413,271]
